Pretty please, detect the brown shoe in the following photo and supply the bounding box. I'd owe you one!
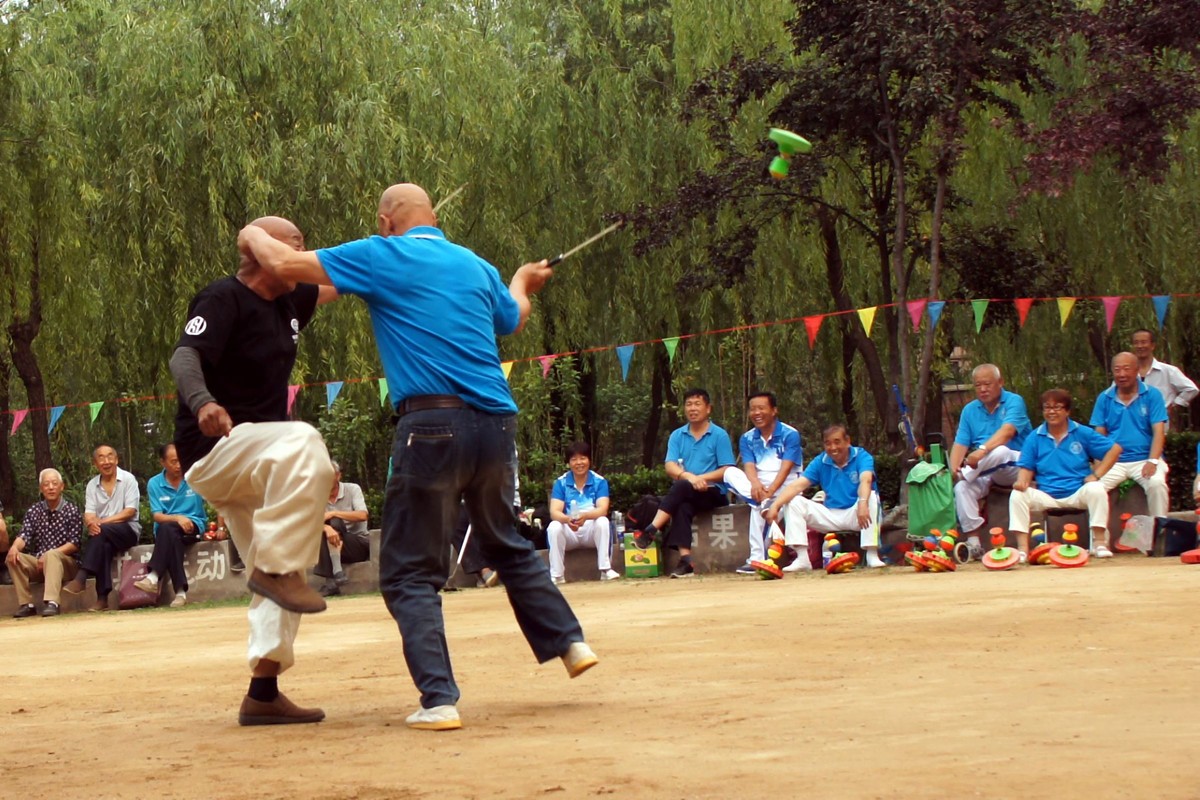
[88,596,109,612]
[63,577,87,595]
[238,692,325,726]
[246,568,327,614]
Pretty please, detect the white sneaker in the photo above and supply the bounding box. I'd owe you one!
[781,551,812,572]
[600,569,621,581]
[1017,551,1028,564]
[405,704,462,731]
[551,576,566,585]
[865,550,886,568]
[1093,545,1113,559]
[170,592,187,608]
[562,641,598,678]
[966,540,984,561]
[134,575,159,594]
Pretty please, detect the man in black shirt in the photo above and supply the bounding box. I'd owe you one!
[171,215,336,726]
[7,469,82,617]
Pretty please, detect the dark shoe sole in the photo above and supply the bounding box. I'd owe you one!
[247,573,327,614]
[238,709,326,726]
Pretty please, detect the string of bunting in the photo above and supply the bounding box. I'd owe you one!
[3,292,1195,435]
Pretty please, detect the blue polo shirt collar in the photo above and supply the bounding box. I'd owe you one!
[403,226,446,240]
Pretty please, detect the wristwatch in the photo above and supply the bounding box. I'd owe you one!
[978,444,990,453]
[1148,458,1160,466]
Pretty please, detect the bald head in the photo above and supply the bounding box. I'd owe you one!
[237,215,305,297]
[377,184,437,237]
[1112,351,1139,390]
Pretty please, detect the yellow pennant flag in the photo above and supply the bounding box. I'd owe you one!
[857,306,877,335]
[1057,297,1076,328]
[501,361,513,380]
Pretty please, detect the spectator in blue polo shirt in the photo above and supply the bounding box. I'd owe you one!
[135,443,209,607]
[723,392,803,574]
[1090,352,1169,521]
[763,423,884,569]
[546,442,618,584]
[1010,388,1122,559]
[633,388,736,578]
[948,364,1032,559]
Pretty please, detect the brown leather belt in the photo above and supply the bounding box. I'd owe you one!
[395,394,467,418]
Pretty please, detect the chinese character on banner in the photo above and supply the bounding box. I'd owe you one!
[708,513,738,550]
[194,548,228,582]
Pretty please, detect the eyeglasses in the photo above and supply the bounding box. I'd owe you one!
[1041,405,1067,411]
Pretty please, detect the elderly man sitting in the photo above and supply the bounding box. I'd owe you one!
[7,469,83,618]
[63,444,141,611]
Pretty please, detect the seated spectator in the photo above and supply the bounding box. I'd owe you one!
[633,388,736,578]
[949,364,1031,559]
[763,424,885,569]
[1091,352,1169,522]
[7,469,83,618]
[547,442,618,584]
[724,392,803,574]
[134,443,208,607]
[1009,389,1121,559]
[314,460,370,597]
[63,444,141,611]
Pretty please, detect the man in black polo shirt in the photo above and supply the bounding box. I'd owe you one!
[171,215,337,726]
[7,469,82,617]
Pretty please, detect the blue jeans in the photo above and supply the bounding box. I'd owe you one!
[381,408,585,709]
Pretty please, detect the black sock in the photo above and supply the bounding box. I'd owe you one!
[248,677,278,702]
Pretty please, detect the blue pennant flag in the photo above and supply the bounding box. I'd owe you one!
[47,405,66,434]
[615,344,635,382]
[927,300,946,328]
[1151,295,1170,330]
[325,381,344,408]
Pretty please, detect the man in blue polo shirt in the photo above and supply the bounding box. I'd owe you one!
[723,392,803,574]
[240,183,596,733]
[546,442,617,584]
[135,443,208,607]
[1010,388,1122,559]
[1090,352,1169,523]
[948,364,1032,558]
[632,388,736,578]
[763,424,884,569]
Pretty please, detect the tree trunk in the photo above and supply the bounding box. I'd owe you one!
[914,158,949,435]
[8,234,52,475]
[642,346,675,468]
[0,347,14,511]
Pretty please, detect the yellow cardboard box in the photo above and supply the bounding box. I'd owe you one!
[623,533,661,578]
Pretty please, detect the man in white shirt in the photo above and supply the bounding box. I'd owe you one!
[1132,328,1196,429]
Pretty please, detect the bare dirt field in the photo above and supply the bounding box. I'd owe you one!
[2,558,1197,800]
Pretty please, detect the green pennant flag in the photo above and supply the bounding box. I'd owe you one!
[88,401,104,425]
[663,337,680,364]
[971,299,989,333]
[378,378,389,408]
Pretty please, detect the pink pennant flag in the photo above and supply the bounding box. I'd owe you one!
[1101,296,1121,332]
[287,384,301,415]
[1014,298,1035,328]
[10,409,28,436]
[804,315,823,349]
[906,299,927,331]
[538,355,557,378]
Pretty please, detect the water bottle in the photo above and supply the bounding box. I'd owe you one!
[568,499,580,523]
[613,512,625,548]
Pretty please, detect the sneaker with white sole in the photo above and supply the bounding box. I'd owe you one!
[1092,545,1114,559]
[170,592,187,608]
[735,562,757,575]
[562,641,599,678]
[405,704,461,731]
[600,569,621,581]
[966,541,984,561]
[1017,550,1028,564]
[134,575,159,595]
[551,575,566,585]
[782,552,812,572]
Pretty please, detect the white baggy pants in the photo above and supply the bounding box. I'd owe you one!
[783,494,880,548]
[723,467,788,562]
[186,421,333,673]
[547,518,613,579]
[1098,459,1169,518]
[953,445,1021,534]
[1007,482,1109,542]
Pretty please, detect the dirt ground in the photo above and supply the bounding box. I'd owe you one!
[2,558,1197,800]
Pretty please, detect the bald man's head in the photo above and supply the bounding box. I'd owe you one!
[1112,351,1139,390]
[377,184,437,237]
[238,215,306,296]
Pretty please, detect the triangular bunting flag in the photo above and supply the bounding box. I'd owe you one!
[663,337,680,364]
[971,299,989,333]
[1057,297,1076,328]
[48,405,65,434]
[1014,298,1035,328]
[804,315,824,349]
[927,301,946,328]
[906,299,927,331]
[501,361,513,380]
[10,409,28,436]
[378,378,389,408]
[857,306,877,336]
[615,345,635,381]
[1101,296,1121,332]
[538,355,556,378]
[88,401,104,425]
[325,381,344,408]
[287,385,300,415]
[1152,295,1170,330]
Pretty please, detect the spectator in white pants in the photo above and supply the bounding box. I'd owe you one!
[948,364,1032,558]
[1090,352,1170,519]
[1009,388,1122,558]
[723,392,802,573]
[763,424,884,569]
[547,442,618,584]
